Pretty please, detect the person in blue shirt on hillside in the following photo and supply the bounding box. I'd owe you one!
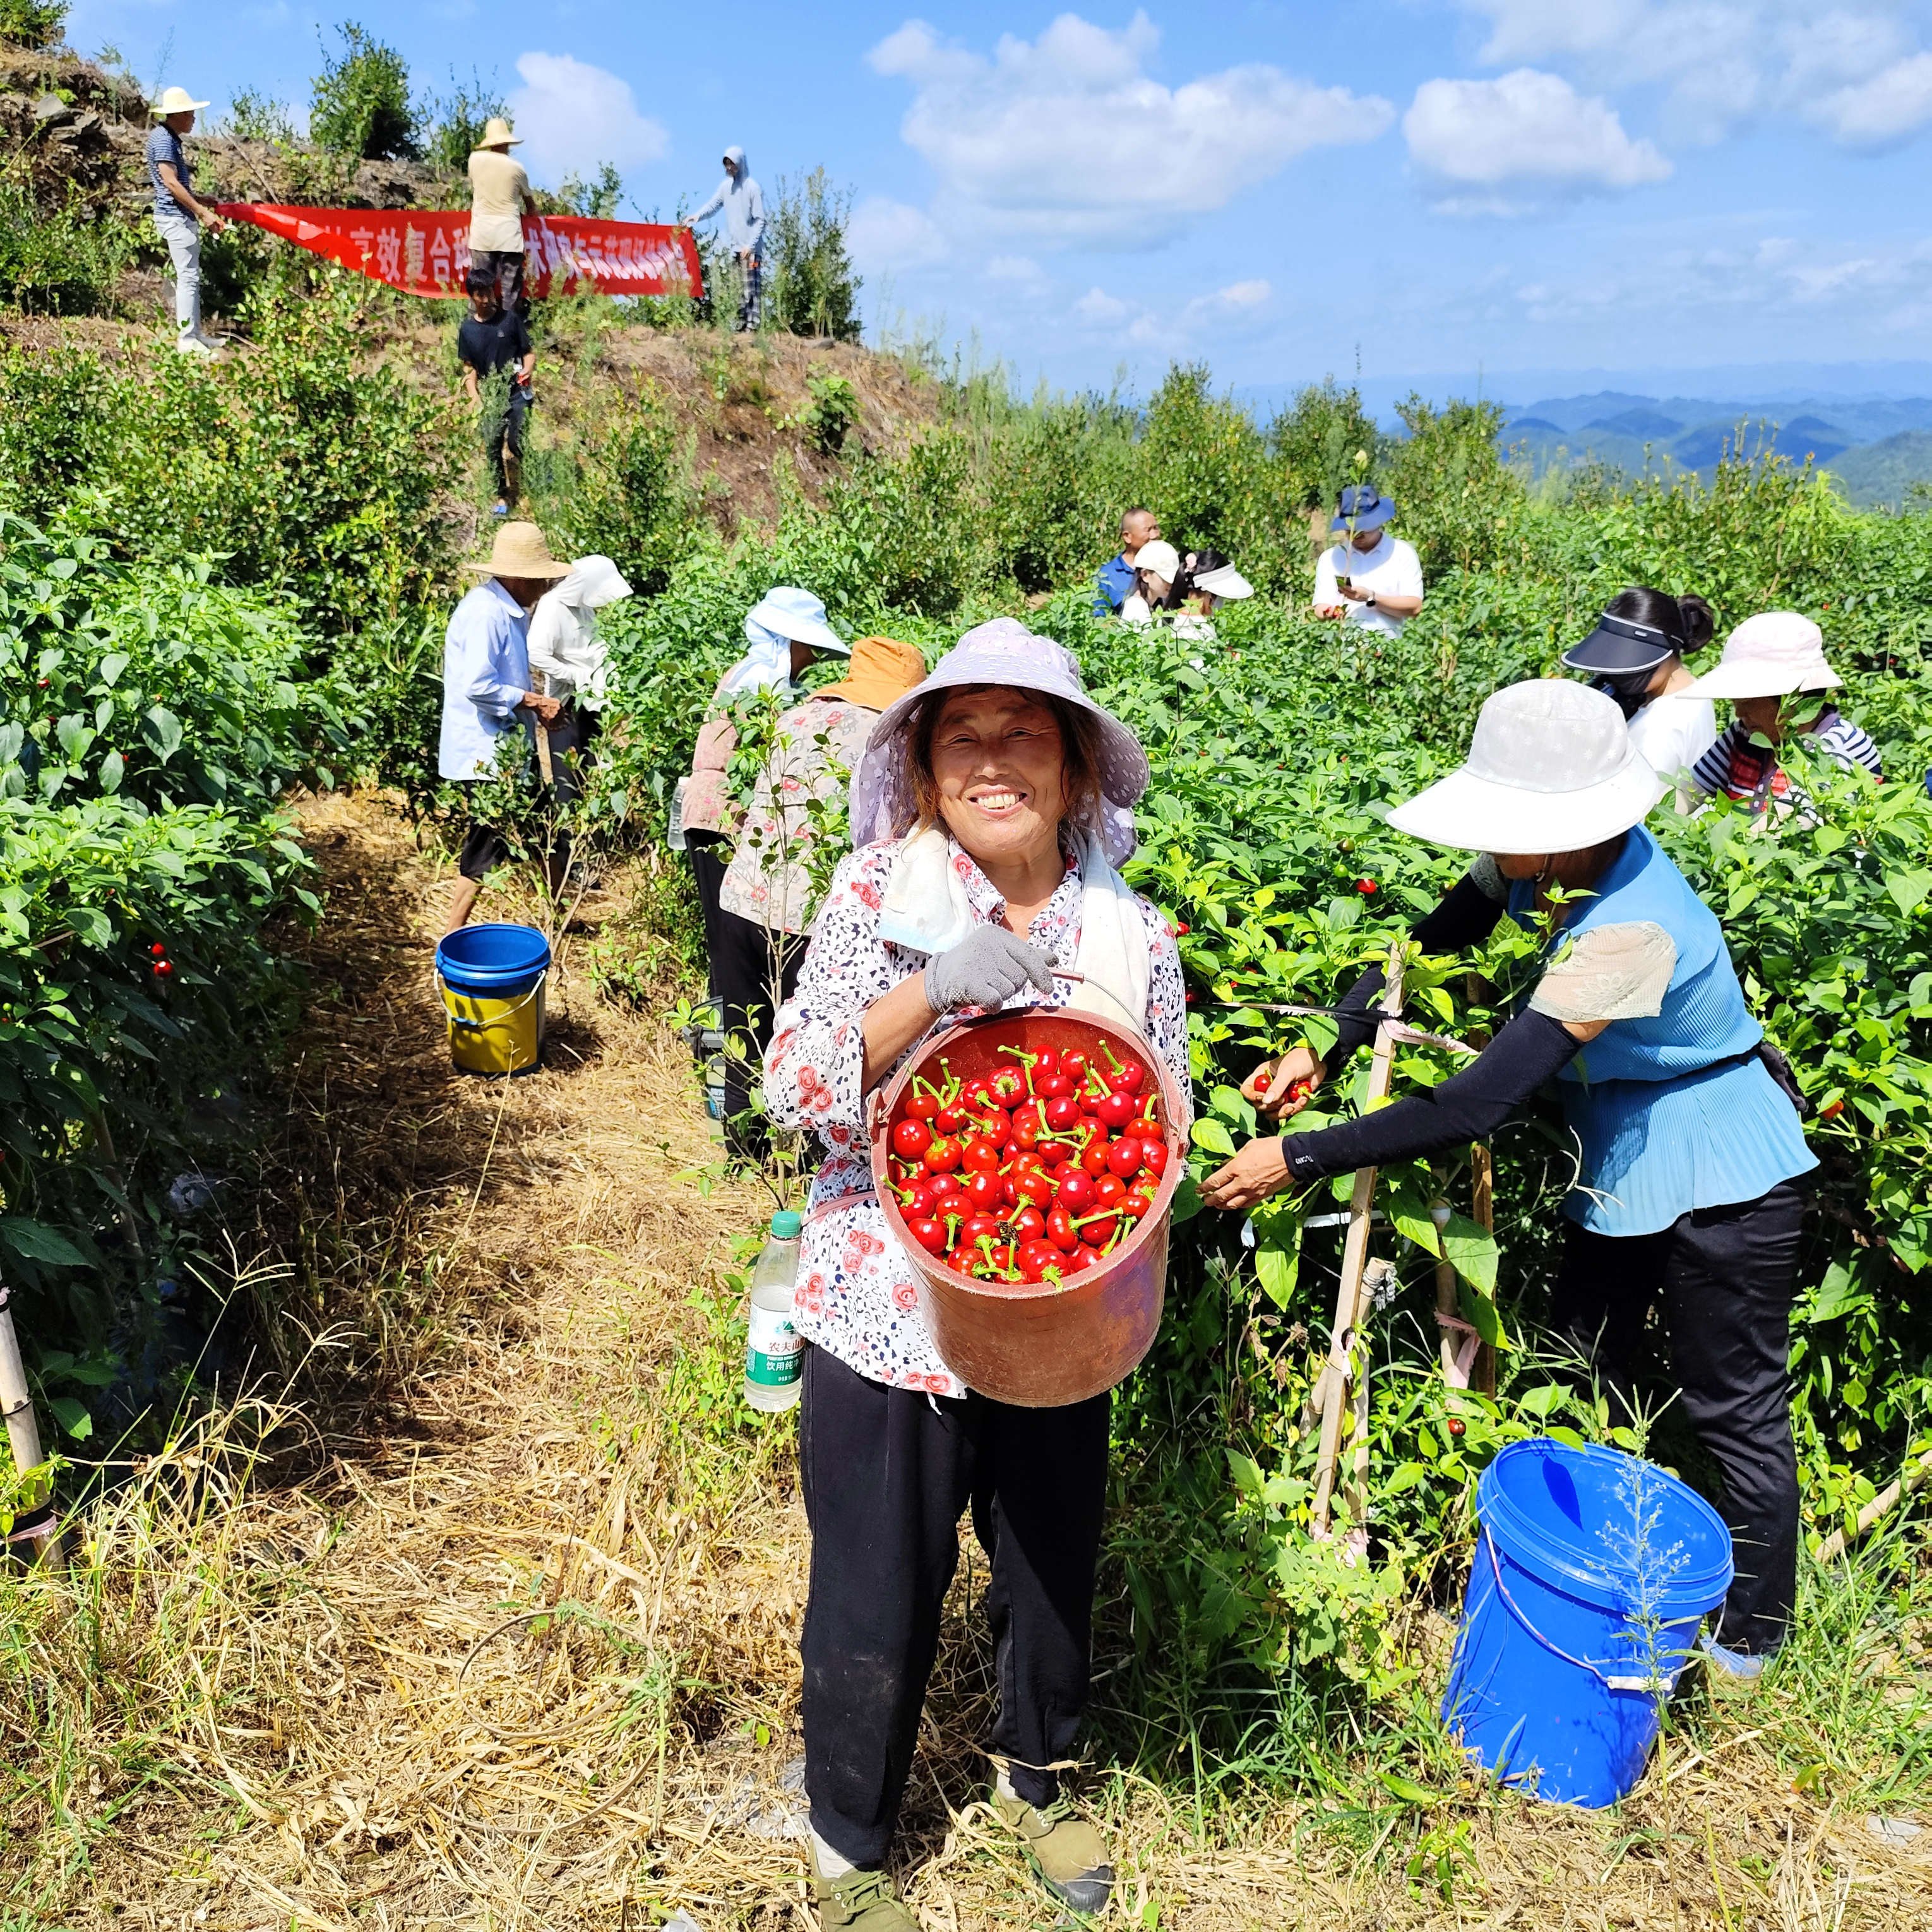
[694,146,766,331]
[439,523,570,932]
[1093,506,1160,617]
[146,85,227,355]
[1202,679,1816,1685]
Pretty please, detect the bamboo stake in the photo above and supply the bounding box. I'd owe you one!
[1814,1448,1932,1565]
[1344,1257,1397,1519]
[1310,943,1404,1535]
[1469,1143,1496,1397]
[0,1280,63,1568]
[532,669,556,788]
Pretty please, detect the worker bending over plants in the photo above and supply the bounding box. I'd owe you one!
[1202,678,1817,1686]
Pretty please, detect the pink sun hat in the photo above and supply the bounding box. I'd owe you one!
[847,617,1150,864]
[1674,611,1842,701]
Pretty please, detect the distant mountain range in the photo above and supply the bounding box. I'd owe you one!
[1493,390,1932,508]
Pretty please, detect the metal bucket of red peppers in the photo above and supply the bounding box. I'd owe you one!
[868,1007,1187,1407]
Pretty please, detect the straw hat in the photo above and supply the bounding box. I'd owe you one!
[152,86,210,116]
[1674,611,1840,701]
[466,522,570,580]
[1386,679,1665,855]
[818,636,927,712]
[474,117,522,150]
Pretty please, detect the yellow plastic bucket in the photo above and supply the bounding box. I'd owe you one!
[434,923,551,1078]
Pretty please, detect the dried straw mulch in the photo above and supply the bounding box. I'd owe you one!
[58,792,1932,1932]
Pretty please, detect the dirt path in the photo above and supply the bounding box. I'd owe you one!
[66,793,1932,1932]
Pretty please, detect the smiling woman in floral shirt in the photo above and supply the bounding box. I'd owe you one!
[763,617,1186,1929]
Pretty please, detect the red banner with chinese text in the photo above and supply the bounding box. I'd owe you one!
[214,205,702,300]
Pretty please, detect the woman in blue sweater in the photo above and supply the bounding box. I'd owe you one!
[1203,679,1816,1679]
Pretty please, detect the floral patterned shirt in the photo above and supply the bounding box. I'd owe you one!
[763,832,1191,1395]
[719,695,879,935]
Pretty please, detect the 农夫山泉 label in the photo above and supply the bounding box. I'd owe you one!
[746,1301,802,1386]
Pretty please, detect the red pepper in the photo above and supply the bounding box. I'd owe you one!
[923,1135,962,1172]
[891,1118,933,1160]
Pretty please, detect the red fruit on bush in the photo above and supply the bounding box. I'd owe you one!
[154,960,174,978]
[891,1118,933,1160]
[149,942,167,958]
[1173,921,1190,936]
[1819,1098,1844,1121]
[1446,1417,1466,1438]
[1357,878,1376,895]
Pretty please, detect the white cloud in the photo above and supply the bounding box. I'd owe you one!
[985,253,1046,285]
[1203,278,1270,310]
[508,53,668,184]
[1074,286,1130,325]
[845,196,947,271]
[1453,1,1932,148]
[1404,69,1671,201]
[867,10,1393,247]
[1808,51,1932,143]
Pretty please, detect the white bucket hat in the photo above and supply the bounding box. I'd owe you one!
[1387,679,1666,855]
[152,86,210,116]
[744,585,848,655]
[1674,611,1840,701]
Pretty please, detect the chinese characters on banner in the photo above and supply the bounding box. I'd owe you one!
[214,206,703,300]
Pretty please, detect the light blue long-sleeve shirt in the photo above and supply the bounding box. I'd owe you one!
[693,145,766,259]
[439,579,534,781]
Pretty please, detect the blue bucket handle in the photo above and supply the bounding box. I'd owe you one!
[435,969,545,1032]
[1480,1527,1688,1696]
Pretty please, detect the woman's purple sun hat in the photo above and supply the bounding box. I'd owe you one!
[847,617,1150,865]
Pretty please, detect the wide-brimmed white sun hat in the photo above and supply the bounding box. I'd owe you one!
[1387,679,1666,855]
[1191,561,1253,600]
[1674,611,1840,701]
[745,585,848,655]
[152,86,210,116]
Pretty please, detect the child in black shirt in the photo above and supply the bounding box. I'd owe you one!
[456,273,535,515]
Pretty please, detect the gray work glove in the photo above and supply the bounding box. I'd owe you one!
[924,925,1055,1013]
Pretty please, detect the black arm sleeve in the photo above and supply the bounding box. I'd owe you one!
[1328,873,1511,1058]
[1282,1007,1580,1185]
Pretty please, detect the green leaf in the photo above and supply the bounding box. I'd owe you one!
[1254,1234,1301,1310]
[1517,1382,1565,1419]
[98,749,124,794]
[1190,1117,1236,1156]
[0,1216,86,1267]
[1457,1279,1510,1350]
[1441,1212,1498,1296]
[1807,1260,1870,1325]
[1378,1772,1444,1807]
[1227,1450,1264,1498]
[96,652,129,688]
[141,705,184,763]
[47,1396,93,1441]
[1168,1176,1202,1225]
[1884,869,1931,918]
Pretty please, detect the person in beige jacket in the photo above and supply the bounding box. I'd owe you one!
[468,117,535,313]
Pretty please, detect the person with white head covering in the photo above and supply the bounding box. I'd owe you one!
[146,85,227,355]
[1171,547,1253,643]
[1678,612,1883,818]
[761,617,1189,1928]
[693,145,766,330]
[677,588,848,1066]
[1119,538,1180,628]
[525,554,631,814]
[1203,679,1817,1685]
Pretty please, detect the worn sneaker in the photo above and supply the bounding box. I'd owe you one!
[1698,1631,1770,1695]
[175,334,215,357]
[812,1865,917,1931]
[991,1788,1114,1914]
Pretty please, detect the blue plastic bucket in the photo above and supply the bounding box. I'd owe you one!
[434,924,551,1077]
[1442,1438,1734,1808]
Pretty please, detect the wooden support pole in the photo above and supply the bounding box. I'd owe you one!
[0,1280,63,1569]
[531,669,556,788]
[1469,1143,1496,1397]
[1311,943,1404,1536]
[1814,1448,1932,1565]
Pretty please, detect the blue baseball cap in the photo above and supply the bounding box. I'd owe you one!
[1332,485,1395,532]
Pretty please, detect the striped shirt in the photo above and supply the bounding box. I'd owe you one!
[1690,707,1883,814]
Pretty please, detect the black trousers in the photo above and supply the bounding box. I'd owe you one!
[686,835,730,1000]
[799,1344,1111,1869]
[709,902,803,1154]
[481,380,530,499]
[1549,1178,1808,1655]
[470,247,527,313]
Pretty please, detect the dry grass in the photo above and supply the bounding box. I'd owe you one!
[5,790,1931,1932]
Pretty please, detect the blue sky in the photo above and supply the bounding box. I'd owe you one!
[76,0,1932,399]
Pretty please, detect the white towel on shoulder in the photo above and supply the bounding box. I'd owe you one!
[878,826,975,955]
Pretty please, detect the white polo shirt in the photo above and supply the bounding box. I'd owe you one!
[1312,532,1424,638]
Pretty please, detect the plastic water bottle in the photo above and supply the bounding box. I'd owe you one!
[744,1211,804,1412]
